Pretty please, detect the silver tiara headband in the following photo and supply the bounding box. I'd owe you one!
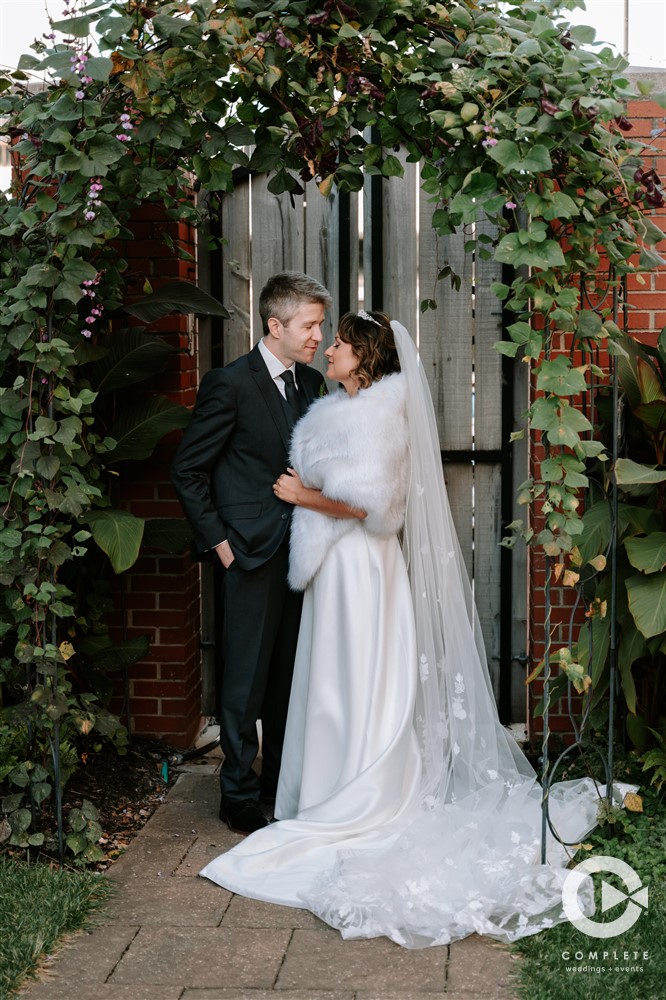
[357,309,381,326]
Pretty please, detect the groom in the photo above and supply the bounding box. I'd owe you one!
[171,271,331,833]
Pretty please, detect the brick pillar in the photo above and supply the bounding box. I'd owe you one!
[526,95,665,743]
[108,202,203,748]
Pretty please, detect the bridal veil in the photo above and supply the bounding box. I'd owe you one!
[301,322,625,946]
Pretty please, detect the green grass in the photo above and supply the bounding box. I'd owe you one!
[511,757,666,1000]
[0,859,113,999]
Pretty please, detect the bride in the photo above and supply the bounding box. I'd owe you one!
[201,310,622,947]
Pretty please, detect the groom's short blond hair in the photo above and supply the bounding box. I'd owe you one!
[259,272,332,336]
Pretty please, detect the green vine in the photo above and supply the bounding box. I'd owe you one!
[1,0,664,851]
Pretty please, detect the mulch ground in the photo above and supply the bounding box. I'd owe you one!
[0,739,179,872]
[61,738,178,870]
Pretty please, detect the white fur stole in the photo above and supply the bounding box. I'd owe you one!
[288,373,409,590]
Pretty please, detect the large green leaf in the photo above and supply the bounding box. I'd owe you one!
[634,399,666,433]
[626,571,666,639]
[83,510,145,574]
[624,533,666,574]
[88,330,177,393]
[536,355,588,395]
[108,396,191,462]
[577,613,611,688]
[618,626,648,714]
[124,281,228,324]
[615,458,666,485]
[545,404,592,448]
[142,517,193,554]
[76,633,151,671]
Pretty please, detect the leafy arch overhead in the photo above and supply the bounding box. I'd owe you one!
[0,1,665,770]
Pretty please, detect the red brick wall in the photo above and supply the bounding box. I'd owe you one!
[109,203,203,748]
[526,96,666,742]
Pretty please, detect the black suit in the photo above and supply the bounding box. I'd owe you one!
[171,344,325,801]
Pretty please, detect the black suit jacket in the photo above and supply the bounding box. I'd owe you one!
[170,344,325,570]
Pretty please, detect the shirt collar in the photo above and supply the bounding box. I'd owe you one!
[259,338,297,385]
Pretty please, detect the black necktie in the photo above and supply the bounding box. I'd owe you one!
[280,369,301,425]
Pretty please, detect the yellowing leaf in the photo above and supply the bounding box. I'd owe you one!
[59,641,75,661]
[563,570,580,587]
[553,562,564,582]
[570,545,583,567]
[318,174,334,197]
[588,554,607,572]
[624,792,643,812]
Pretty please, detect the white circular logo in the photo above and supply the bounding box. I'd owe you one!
[562,855,649,939]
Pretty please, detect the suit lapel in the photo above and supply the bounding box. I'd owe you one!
[296,364,320,408]
[249,345,292,449]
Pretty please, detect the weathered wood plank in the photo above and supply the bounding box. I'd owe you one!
[305,186,359,376]
[511,361,529,723]
[221,179,251,363]
[418,194,474,449]
[443,463,474,582]
[474,463,503,700]
[474,216,503,451]
[383,153,418,330]
[250,177,305,342]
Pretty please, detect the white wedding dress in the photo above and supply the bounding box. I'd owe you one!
[201,328,629,948]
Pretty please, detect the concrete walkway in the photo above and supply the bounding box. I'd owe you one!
[19,755,520,1000]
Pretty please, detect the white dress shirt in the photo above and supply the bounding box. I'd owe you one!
[258,337,298,396]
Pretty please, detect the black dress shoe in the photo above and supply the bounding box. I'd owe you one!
[219,797,268,834]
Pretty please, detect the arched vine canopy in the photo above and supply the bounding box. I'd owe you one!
[1,0,665,785]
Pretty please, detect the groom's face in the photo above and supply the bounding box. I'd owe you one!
[267,301,325,367]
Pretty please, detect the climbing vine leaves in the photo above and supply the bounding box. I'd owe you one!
[0,0,665,830]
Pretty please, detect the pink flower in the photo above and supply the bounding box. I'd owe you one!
[85,211,95,220]
[81,329,92,338]
[75,90,85,100]
[505,200,517,209]
[482,137,498,147]
[115,133,131,142]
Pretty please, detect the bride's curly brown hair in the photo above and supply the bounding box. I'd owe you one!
[336,311,400,389]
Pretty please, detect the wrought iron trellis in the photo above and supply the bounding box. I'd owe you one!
[539,269,626,863]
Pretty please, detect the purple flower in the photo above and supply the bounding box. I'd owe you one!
[81,329,92,338]
[75,90,85,101]
[482,137,498,147]
[256,31,271,43]
[85,211,95,220]
[115,133,131,142]
[275,27,293,49]
[540,98,560,116]
[307,12,329,26]
[505,200,517,209]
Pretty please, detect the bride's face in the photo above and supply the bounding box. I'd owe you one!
[324,335,360,394]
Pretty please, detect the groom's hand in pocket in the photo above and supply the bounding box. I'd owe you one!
[214,539,235,568]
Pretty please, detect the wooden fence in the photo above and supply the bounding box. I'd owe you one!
[196,162,529,724]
